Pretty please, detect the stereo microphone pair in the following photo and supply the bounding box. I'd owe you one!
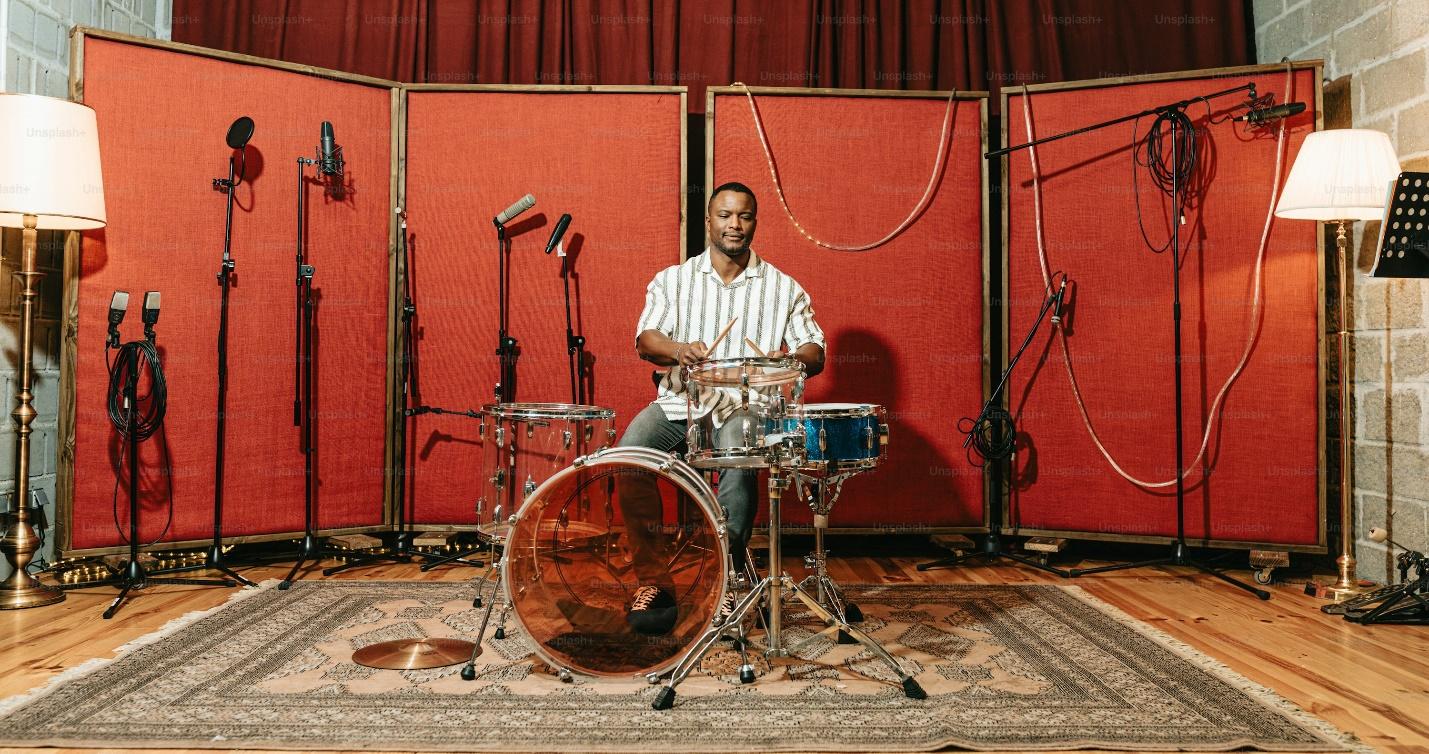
[108,291,161,346]
[492,194,573,254]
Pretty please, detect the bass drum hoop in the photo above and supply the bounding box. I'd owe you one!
[501,446,729,679]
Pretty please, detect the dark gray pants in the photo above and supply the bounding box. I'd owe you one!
[616,403,757,588]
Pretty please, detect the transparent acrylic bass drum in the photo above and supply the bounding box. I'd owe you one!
[502,447,729,678]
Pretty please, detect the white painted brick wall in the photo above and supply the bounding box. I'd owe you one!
[0,0,170,578]
[1256,0,1429,582]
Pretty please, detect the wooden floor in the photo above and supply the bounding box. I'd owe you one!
[1,547,1425,754]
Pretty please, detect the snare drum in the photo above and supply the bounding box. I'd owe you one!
[503,447,728,678]
[476,403,616,539]
[782,403,888,473]
[683,356,805,469]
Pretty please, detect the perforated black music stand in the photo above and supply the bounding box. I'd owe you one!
[1371,172,1429,278]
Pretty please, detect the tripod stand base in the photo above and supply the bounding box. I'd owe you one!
[58,559,235,619]
[917,533,1071,578]
[1070,543,1270,600]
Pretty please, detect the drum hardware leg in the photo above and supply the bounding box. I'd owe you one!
[653,577,769,710]
[460,559,505,681]
[783,577,925,700]
[471,541,503,608]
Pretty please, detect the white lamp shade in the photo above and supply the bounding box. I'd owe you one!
[0,93,106,230]
[1274,128,1400,222]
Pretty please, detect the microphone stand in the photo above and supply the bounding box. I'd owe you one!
[495,220,518,403]
[919,282,1070,577]
[560,249,587,404]
[988,82,1269,600]
[276,151,407,589]
[326,210,483,575]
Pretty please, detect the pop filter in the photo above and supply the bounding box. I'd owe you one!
[226,116,255,149]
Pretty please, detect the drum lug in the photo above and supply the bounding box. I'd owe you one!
[742,418,752,447]
[819,426,827,453]
[606,428,617,444]
[492,469,505,489]
[585,424,594,441]
[524,476,536,497]
[740,373,750,410]
[495,427,505,448]
[526,423,535,439]
[563,429,573,449]
[493,503,503,523]
[864,426,873,450]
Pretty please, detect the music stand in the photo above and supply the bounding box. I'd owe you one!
[1371,172,1429,279]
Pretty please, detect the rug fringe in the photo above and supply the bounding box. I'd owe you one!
[1058,585,1373,754]
[0,579,277,717]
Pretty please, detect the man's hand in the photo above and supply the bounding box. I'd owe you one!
[676,340,709,366]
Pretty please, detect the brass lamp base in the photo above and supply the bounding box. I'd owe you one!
[1320,555,1366,603]
[0,574,63,610]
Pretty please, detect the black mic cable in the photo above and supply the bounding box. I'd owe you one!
[106,299,174,546]
[959,272,1068,466]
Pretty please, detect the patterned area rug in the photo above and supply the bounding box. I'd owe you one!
[0,581,1359,752]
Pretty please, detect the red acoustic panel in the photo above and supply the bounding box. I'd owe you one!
[404,88,684,525]
[710,90,988,530]
[67,37,393,551]
[1004,66,1324,548]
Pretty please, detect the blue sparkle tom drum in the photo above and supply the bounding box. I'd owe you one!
[782,403,888,473]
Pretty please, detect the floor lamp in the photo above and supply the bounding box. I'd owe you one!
[0,94,107,609]
[1273,128,1400,602]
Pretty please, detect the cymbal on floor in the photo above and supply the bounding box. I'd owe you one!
[352,638,478,669]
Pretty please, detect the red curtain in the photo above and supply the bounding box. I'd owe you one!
[173,0,1254,110]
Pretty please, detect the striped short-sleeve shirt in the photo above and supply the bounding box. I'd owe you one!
[636,248,825,422]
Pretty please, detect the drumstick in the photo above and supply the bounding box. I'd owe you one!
[705,316,738,355]
[744,338,766,357]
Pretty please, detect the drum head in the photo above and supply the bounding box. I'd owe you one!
[503,449,727,678]
[686,356,803,387]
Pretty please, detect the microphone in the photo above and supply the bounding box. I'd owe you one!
[494,194,536,227]
[318,121,344,177]
[1232,101,1306,126]
[141,291,160,342]
[1050,277,1069,327]
[108,290,129,348]
[545,213,572,254]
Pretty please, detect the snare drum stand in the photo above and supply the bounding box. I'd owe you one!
[792,471,865,637]
[652,461,925,709]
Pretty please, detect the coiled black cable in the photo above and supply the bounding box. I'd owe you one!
[107,337,173,546]
[107,339,166,440]
[1132,106,1199,254]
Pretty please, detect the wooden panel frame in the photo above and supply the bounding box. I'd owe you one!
[707,85,993,535]
[59,28,404,557]
[999,61,1328,553]
[396,82,687,533]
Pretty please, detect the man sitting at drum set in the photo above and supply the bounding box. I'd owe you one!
[617,181,826,635]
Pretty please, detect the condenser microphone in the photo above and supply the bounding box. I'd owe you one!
[545,213,572,254]
[1232,102,1306,126]
[494,194,536,227]
[141,291,161,342]
[108,290,129,348]
[318,121,344,177]
[1050,277,1069,326]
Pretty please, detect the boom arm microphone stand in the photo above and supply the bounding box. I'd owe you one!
[277,123,407,589]
[920,276,1072,577]
[988,83,1269,600]
[328,209,483,574]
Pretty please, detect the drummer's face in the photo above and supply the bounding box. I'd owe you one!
[707,191,757,257]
